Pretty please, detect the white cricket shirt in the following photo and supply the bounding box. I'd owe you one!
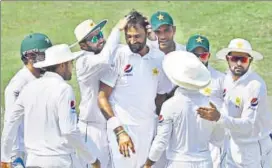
[1,72,96,163]
[76,28,120,123]
[101,45,172,126]
[218,69,272,144]
[148,87,224,162]
[3,66,36,159]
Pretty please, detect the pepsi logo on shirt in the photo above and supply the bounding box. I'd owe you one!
[70,100,76,113]
[124,64,133,76]
[250,98,258,107]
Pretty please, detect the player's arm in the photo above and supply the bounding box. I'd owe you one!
[98,16,130,65]
[1,91,25,165]
[57,86,100,167]
[198,81,265,134]
[156,64,173,115]
[155,94,167,115]
[144,102,174,167]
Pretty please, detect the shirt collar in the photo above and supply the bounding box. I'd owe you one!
[43,72,64,81]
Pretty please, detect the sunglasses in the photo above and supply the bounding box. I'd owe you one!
[227,55,252,63]
[86,31,104,43]
[193,52,210,60]
[23,50,45,63]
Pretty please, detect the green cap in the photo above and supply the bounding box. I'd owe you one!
[150,11,173,31]
[186,35,210,52]
[20,33,52,56]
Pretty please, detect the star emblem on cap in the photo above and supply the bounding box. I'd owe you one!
[157,14,164,21]
[236,41,244,48]
[152,68,159,76]
[45,38,50,44]
[90,22,94,27]
[196,36,203,43]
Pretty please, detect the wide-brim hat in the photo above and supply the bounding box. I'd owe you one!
[163,50,211,90]
[34,44,84,68]
[216,38,263,60]
[70,19,107,48]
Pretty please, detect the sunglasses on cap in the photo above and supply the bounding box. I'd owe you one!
[193,52,210,60]
[226,55,252,63]
[85,31,104,43]
[22,50,45,63]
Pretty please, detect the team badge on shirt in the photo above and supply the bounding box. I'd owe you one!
[158,115,164,123]
[152,68,159,76]
[201,87,211,96]
[234,97,241,107]
[70,100,76,113]
[124,64,133,76]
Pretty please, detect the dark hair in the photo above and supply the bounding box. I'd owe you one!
[125,9,148,33]
[43,64,59,72]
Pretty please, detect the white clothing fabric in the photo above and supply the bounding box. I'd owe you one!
[148,88,224,163]
[1,72,96,164]
[2,66,36,162]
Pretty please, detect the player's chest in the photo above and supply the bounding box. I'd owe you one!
[117,57,161,85]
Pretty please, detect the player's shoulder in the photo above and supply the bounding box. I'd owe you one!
[161,95,183,115]
[175,42,186,51]
[5,68,30,93]
[247,72,267,91]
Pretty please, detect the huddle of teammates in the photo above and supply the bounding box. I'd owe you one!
[1,9,272,168]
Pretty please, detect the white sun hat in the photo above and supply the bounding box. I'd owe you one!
[33,44,84,68]
[163,50,211,90]
[216,38,263,61]
[70,19,107,48]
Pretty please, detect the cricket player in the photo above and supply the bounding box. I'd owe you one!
[1,33,52,167]
[197,38,272,168]
[148,11,186,54]
[72,16,130,168]
[143,50,224,168]
[98,10,172,168]
[186,35,226,168]
[1,44,100,168]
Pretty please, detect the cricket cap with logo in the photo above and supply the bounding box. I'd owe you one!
[150,11,174,31]
[216,38,263,60]
[33,44,84,68]
[163,50,211,90]
[70,19,107,47]
[20,33,52,56]
[186,35,210,52]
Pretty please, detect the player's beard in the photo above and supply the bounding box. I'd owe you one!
[128,38,147,53]
[86,41,106,54]
[229,65,249,77]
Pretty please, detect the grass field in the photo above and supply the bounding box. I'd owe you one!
[1,1,272,125]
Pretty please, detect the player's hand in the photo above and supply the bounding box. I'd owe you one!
[116,15,131,31]
[91,159,101,168]
[1,162,11,168]
[197,102,221,121]
[144,17,157,41]
[117,130,135,157]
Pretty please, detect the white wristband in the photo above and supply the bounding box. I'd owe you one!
[107,116,122,130]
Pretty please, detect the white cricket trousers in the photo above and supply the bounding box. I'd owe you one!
[26,153,83,168]
[107,121,156,168]
[165,160,213,168]
[78,120,111,168]
[226,135,272,168]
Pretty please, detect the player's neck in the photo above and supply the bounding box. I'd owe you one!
[26,64,40,78]
[232,75,240,81]
[138,45,149,57]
